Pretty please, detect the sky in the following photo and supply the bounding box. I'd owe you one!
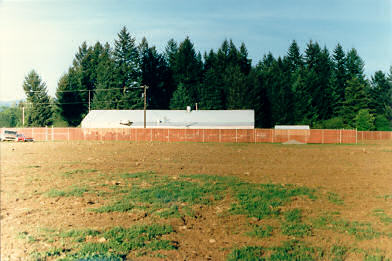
[0,0,391,102]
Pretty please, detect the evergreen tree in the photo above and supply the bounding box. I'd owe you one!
[199,51,224,109]
[56,67,85,126]
[225,65,250,109]
[113,26,142,109]
[171,37,202,104]
[247,68,268,127]
[0,105,22,127]
[286,40,303,73]
[345,48,366,82]
[56,41,105,124]
[342,77,370,127]
[332,44,347,114]
[374,115,391,131]
[92,43,118,109]
[354,109,375,131]
[369,70,392,120]
[169,83,192,109]
[291,69,317,124]
[164,38,178,69]
[139,37,172,109]
[264,57,294,125]
[23,70,53,126]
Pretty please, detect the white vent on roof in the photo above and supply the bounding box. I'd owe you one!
[186,106,191,112]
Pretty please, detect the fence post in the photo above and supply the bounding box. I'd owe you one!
[356,128,358,144]
[339,129,342,144]
[219,129,221,143]
[151,128,153,142]
[203,129,205,143]
[45,126,48,141]
[135,128,138,142]
[271,129,274,143]
[235,129,238,143]
[167,129,170,142]
[67,128,70,141]
[52,126,54,141]
[32,128,34,140]
[322,129,324,144]
[254,129,256,143]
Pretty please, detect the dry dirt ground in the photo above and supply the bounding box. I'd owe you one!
[1,140,391,260]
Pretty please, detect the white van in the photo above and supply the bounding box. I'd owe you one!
[0,130,18,141]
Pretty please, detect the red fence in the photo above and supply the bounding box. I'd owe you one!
[357,131,392,141]
[4,127,386,144]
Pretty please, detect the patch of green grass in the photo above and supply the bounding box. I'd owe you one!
[364,254,391,261]
[46,186,89,197]
[93,174,317,222]
[44,224,176,260]
[92,175,232,216]
[373,209,392,224]
[91,201,137,213]
[246,224,274,238]
[327,192,344,205]
[227,240,323,261]
[280,209,312,237]
[330,245,348,261]
[156,204,181,218]
[312,215,384,240]
[59,229,100,242]
[269,240,322,260]
[227,246,265,261]
[284,209,303,223]
[230,184,316,220]
[281,222,312,237]
[18,231,36,243]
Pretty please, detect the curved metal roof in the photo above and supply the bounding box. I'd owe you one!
[81,110,254,129]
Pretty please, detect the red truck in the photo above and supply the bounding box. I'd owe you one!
[16,133,34,142]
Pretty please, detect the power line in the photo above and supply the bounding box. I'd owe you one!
[26,87,144,93]
[22,98,142,106]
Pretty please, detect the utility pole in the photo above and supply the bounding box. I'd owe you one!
[143,85,149,128]
[22,106,25,126]
[88,90,91,112]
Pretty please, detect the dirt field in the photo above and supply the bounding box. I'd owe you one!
[1,141,391,260]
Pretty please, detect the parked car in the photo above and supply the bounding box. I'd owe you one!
[0,130,18,141]
[16,133,34,142]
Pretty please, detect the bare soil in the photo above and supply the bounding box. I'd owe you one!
[1,140,392,260]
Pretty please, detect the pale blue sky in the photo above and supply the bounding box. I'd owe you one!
[0,0,391,101]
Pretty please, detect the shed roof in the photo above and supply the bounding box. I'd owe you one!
[81,110,254,129]
[275,125,310,130]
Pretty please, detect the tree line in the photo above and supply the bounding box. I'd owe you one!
[3,26,391,130]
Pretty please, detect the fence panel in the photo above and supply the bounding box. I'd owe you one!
[2,128,391,143]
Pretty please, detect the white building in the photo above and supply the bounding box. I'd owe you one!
[81,109,254,129]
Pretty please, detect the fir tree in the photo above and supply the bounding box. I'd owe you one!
[172,37,202,104]
[169,83,192,109]
[369,71,392,120]
[113,26,142,109]
[342,77,370,127]
[139,38,172,109]
[23,70,53,126]
[286,40,303,73]
[332,44,347,114]
[345,48,366,82]
[92,43,118,110]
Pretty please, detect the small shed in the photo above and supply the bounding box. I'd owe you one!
[81,109,254,129]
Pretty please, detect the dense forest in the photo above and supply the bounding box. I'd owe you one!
[2,26,391,130]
